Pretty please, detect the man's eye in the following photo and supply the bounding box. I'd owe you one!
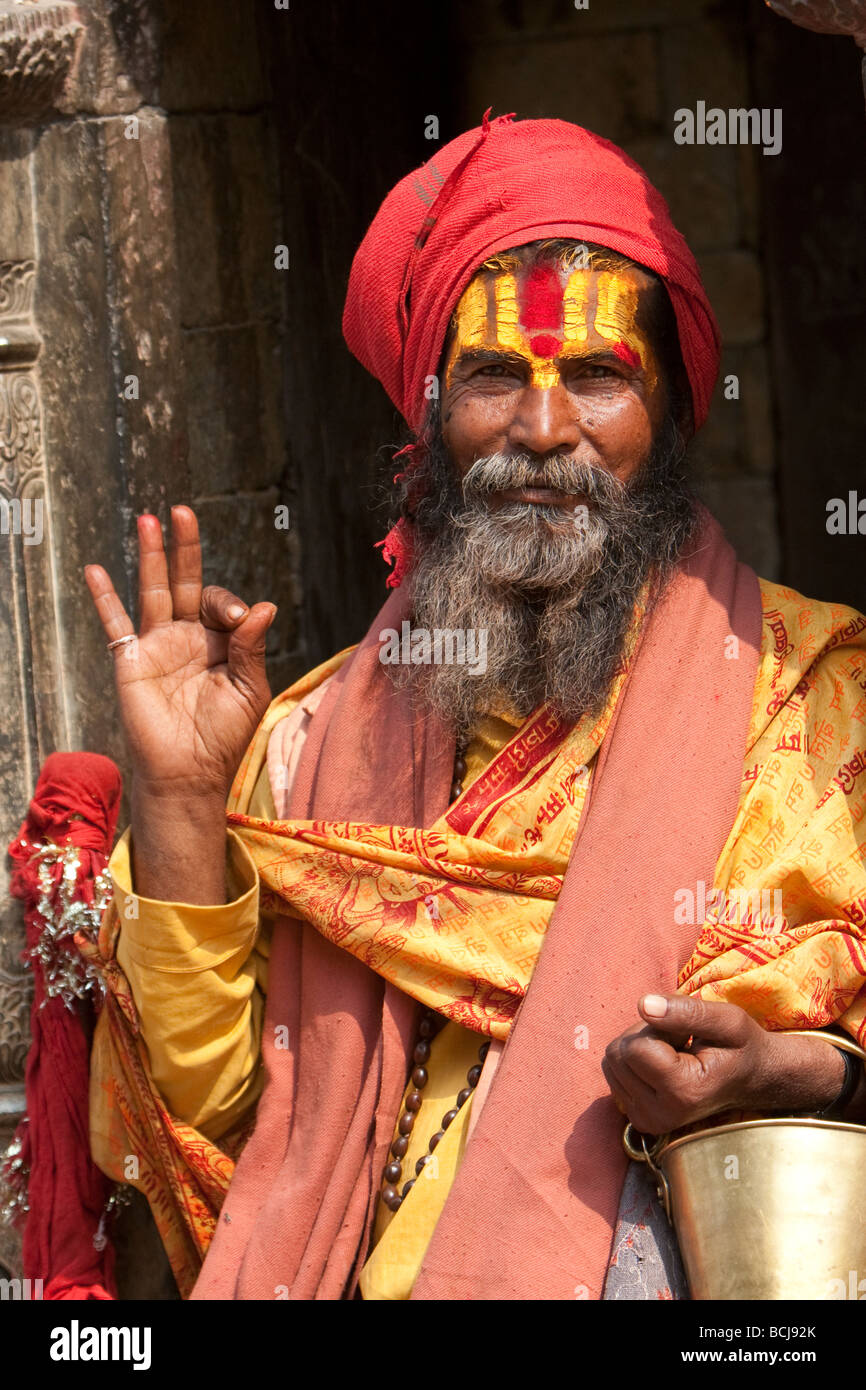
[583,363,617,378]
[477,363,513,377]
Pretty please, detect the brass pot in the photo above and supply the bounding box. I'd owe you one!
[624,1032,866,1300]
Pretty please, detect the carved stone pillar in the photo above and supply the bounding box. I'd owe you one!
[0,3,84,122]
[0,253,55,1275]
[0,3,85,1280]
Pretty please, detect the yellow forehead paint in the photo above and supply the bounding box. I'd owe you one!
[445,272,561,390]
[562,268,590,345]
[445,265,658,396]
[453,276,489,350]
[494,274,559,389]
[593,271,657,396]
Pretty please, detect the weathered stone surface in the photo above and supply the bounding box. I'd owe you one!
[158,0,265,112]
[698,249,765,346]
[693,344,775,480]
[452,0,725,44]
[456,30,660,143]
[625,135,741,252]
[0,104,54,1170]
[692,369,743,482]
[659,16,762,249]
[102,109,190,528]
[0,495,35,973]
[697,473,781,579]
[185,322,283,499]
[737,345,774,476]
[0,258,40,371]
[30,119,132,782]
[736,144,760,249]
[0,254,63,1111]
[170,113,281,332]
[194,491,300,673]
[0,1,85,124]
[0,965,30,1085]
[29,111,189,822]
[60,0,159,117]
[660,17,751,115]
[0,128,37,257]
[264,0,435,664]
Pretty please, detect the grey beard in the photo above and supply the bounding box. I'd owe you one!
[390,418,697,741]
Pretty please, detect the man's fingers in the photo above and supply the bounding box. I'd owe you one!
[638,993,754,1049]
[226,603,277,704]
[602,1053,664,1131]
[200,586,252,632]
[137,514,173,634]
[620,1032,698,1093]
[601,1055,635,1114]
[84,564,136,646]
[607,1026,683,1095]
[168,506,202,622]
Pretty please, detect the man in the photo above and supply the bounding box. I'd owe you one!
[84,115,866,1301]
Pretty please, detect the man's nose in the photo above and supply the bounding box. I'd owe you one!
[508,383,582,458]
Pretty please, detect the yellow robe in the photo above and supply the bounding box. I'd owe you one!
[95,578,866,1298]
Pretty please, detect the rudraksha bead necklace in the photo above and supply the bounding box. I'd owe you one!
[381,1008,491,1213]
[450,750,468,802]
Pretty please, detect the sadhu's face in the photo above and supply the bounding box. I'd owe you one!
[441,260,666,504]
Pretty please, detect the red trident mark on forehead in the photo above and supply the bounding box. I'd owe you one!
[612,341,641,369]
[519,266,564,359]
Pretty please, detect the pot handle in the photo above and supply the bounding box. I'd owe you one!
[622,1122,672,1222]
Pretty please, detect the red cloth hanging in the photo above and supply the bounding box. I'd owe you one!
[7,751,122,1300]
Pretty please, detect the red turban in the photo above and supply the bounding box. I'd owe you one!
[343,113,720,435]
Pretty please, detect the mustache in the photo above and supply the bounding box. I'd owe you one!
[460,453,629,506]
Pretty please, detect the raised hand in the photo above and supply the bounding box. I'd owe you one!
[84,505,277,807]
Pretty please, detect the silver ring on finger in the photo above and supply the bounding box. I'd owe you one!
[107,634,138,652]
